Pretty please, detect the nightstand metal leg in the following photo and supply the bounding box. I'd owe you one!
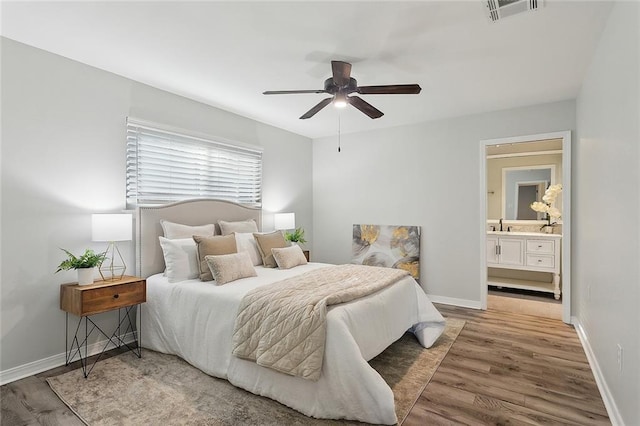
[118,309,121,348]
[84,317,88,377]
[65,313,68,363]
[64,303,143,378]
[65,315,86,368]
[113,305,142,358]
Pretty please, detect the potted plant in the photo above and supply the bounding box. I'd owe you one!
[284,228,307,246]
[56,248,106,285]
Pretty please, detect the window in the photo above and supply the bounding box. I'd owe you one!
[126,118,262,207]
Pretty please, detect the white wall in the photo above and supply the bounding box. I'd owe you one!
[0,38,312,376]
[312,100,575,303]
[574,2,639,424]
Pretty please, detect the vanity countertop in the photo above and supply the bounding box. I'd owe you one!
[487,231,562,238]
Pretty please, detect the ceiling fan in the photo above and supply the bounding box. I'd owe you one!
[263,61,422,120]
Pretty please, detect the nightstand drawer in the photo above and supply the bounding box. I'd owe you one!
[60,276,146,317]
[82,282,145,315]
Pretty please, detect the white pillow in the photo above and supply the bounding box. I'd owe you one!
[271,244,308,270]
[161,220,216,239]
[218,219,259,236]
[234,232,262,266]
[158,237,199,283]
[205,252,257,285]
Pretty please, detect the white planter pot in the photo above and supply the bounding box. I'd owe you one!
[77,267,95,286]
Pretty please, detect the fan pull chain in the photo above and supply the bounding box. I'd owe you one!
[337,115,341,153]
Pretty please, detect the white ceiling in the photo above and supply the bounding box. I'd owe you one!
[1,1,613,139]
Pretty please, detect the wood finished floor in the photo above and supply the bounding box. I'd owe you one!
[404,304,610,426]
[1,305,609,426]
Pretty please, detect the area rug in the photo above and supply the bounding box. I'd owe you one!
[47,318,464,425]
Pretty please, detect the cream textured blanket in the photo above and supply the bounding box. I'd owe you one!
[231,264,409,381]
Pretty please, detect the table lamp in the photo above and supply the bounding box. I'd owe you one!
[92,213,132,281]
[274,212,295,231]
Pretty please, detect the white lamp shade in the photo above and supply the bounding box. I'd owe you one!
[92,213,133,242]
[274,213,295,230]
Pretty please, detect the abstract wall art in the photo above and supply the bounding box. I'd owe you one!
[351,224,421,280]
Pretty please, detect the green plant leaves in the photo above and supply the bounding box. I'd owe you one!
[55,248,107,272]
[284,228,307,244]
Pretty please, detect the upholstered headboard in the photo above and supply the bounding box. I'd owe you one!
[136,199,262,278]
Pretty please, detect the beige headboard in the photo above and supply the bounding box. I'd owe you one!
[136,199,262,278]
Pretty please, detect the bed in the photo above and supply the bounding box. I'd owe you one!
[136,199,445,425]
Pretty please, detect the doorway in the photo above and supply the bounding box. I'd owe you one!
[517,182,545,220]
[479,131,572,323]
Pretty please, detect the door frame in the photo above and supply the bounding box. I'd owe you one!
[479,131,572,323]
[515,181,547,220]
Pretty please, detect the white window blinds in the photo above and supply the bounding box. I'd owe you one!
[126,119,262,207]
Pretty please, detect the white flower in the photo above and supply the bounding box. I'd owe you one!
[530,201,550,213]
[532,184,563,220]
[548,207,562,219]
[542,184,562,204]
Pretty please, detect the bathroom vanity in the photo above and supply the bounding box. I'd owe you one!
[486,231,562,299]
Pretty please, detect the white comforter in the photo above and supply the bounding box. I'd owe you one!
[140,263,445,425]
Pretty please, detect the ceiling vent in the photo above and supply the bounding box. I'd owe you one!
[485,0,543,23]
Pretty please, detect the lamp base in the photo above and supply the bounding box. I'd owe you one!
[99,242,127,281]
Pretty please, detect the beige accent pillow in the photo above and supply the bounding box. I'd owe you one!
[161,220,216,239]
[253,231,288,268]
[193,234,237,281]
[271,244,308,270]
[205,252,257,285]
[218,219,259,236]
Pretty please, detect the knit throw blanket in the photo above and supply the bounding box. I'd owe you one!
[231,264,409,381]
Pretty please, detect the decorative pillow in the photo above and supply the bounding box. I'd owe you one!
[161,220,216,239]
[272,244,308,270]
[253,231,288,268]
[158,237,199,283]
[234,232,263,266]
[193,234,237,281]
[218,219,259,236]
[205,252,257,285]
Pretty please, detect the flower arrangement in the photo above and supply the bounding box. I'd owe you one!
[531,184,562,230]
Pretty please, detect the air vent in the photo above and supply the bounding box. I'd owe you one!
[485,0,542,22]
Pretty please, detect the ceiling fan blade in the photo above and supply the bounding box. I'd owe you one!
[348,96,384,119]
[300,98,333,119]
[357,84,422,95]
[263,89,327,95]
[331,61,352,87]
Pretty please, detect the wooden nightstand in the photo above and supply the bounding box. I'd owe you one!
[303,250,310,261]
[60,275,146,377]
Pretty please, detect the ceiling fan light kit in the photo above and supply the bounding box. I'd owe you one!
[263,61,421,120]
[333,93,347,109]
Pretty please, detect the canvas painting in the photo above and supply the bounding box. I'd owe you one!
[351,224,421,280]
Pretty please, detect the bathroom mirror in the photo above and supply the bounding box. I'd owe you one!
[486,139,563,221]
[503,166,554,220]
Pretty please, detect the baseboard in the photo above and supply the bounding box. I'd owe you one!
[0,332,137,386]
[573,319,624,426]
[429,295,482,310]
